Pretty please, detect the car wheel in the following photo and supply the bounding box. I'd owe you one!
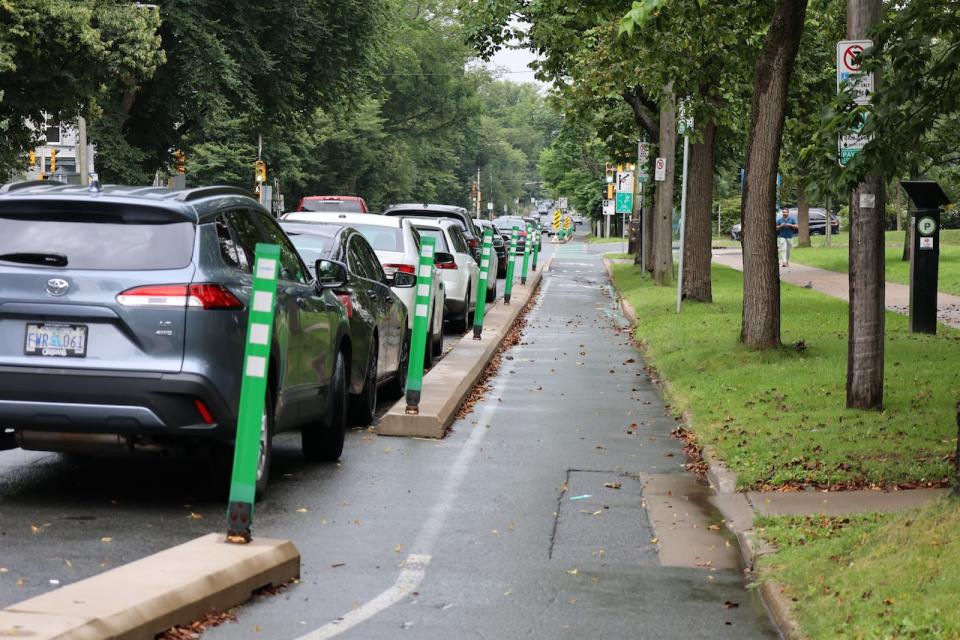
[455,287,472,333]
[302,350,347,462]
[424,314,435,369]
[385,329,409,400]
[348,339,377,425]
[254,390,274,499]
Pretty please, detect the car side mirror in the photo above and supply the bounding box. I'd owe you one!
[392,271,416,288]
[434,251,455,266]
[315,259,347,289]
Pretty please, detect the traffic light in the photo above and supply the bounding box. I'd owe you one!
[174,150,186,175]
[606,184,615,199]
[255,159,267,184]
[28,150,36,168]
[49,148,57,174]
[605,163,614,183]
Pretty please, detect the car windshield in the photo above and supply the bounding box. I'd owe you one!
[493,218,525,231]
[413,226,449,252]
[348,224,404,252]
[0,213,194,270]
[286,233,334,265]
[302,200,363,213]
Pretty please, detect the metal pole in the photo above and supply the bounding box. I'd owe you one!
[825,193,833,247]
[676,133,690,314]
[77,117,88,186]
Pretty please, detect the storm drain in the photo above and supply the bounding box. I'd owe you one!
[549,470,659,567]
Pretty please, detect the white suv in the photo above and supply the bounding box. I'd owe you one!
[281,212,446,366]
[408,218,480,334]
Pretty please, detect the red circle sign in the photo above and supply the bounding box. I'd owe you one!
[843,44,864,72]
[656,158,665,169]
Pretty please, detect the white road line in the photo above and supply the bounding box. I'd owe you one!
[294,275,553,640]
[294,555,431,640]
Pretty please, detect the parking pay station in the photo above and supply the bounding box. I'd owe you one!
[901,181,950,335]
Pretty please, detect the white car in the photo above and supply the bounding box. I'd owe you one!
[571,213,584,226]
[408,218,480,334]
[281,211,446,366]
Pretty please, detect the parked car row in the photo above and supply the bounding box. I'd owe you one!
[0,182,507,499]
[730,207,840,241]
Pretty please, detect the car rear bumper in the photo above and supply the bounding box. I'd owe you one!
[0,366,235,442]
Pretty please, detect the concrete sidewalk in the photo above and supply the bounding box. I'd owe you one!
[712,248,960,329]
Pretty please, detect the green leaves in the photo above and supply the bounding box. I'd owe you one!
[619,0,672,37]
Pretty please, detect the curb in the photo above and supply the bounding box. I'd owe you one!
[376,264,545,439]
[0,533,299,640]
[603,257,801,638]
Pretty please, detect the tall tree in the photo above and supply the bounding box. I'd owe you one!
[845,0,885,409]
[740,0,809,349]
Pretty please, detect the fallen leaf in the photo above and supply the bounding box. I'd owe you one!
[188,512,204,520]
[331,562,346,568]
[650,537,659,544]
[296,507,309,513]
[603,482,622,490]
[566,568,579,575]
[100,537,112,544]
[723,601,739,609]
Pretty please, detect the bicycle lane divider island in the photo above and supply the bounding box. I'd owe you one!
[0,243,300,640]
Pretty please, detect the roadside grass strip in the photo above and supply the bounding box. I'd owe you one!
[755,499,960,639]
[790,229,960,296]
[609,262,960,490]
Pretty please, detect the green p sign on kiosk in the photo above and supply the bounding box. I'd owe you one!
[227,243,280,543]
[405,236,436,414]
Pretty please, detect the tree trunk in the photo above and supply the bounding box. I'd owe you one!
[683,118,716,302]
[622,87,660,272]
[797,185,811,247]
[846,0,885,410]
[653,85,677,286]
[739,0,809,349]
[642,183,654,272]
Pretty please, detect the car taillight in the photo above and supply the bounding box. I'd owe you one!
[436,261,458,270]
[116,284,243,310]
[519,231,527,238]
[382,263,416,277]
[193,398,215,425]
[337,294,354,318]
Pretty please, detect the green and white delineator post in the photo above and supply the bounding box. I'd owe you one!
[502,226,519,304]
[404,236,436,414]
[472,229,494,340]
[531,223,541,271]
[227,243,280,543]
[520,223,533,285]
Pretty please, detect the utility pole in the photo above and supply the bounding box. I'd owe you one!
[77,116,88,186]
[476,168,482,219]
[846,0,885,409]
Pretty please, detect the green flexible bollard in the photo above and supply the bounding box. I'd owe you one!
[472,229,494,339]
[227,243,280,543]
[520,223,532,285]
[404,237,436,414]
[503,226,519,304]
[532,224,541,271]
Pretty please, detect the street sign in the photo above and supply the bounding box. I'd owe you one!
[616,192,633,214]
[638,142,650,166]
[602,199,615,216]
[558,197,569,210]
[654,157,666,182]
[616,168,634,194]
[678,101,694,135]
[553,210,561,229]
[837,40,874,104]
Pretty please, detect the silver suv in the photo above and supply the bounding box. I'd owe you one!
[0,181,353,496]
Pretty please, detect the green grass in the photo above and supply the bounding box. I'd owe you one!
[585,234,627,244]
[604,252,632,260]
[609,262,960,489]
[757,500,960,639]
[791,229,960,296]
[711,236,741,248]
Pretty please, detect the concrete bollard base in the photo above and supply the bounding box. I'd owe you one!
[0,533,299,640]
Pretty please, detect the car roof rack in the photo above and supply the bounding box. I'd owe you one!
[169,186,255,202]
[0,179,68,193]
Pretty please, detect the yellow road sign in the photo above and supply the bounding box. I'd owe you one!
[563,216,572,230]
[552,210,561,229]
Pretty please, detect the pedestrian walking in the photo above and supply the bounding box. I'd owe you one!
[776,207,798,267]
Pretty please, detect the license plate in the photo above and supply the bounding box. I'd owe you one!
[24,323,88,358]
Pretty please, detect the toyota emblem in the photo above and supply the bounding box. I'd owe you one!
[45,278,69,296]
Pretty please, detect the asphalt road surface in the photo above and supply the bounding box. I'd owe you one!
[0,234,778,638]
